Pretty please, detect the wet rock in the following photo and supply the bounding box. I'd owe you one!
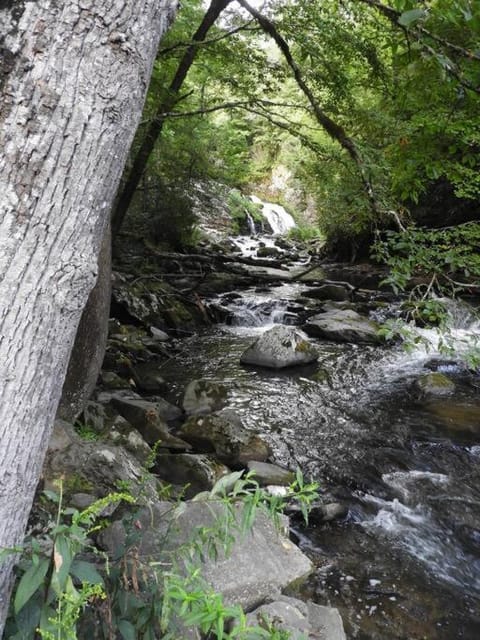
[414,372,455,396]
[247,461,295,486]
[206,302,232,323]
[101,501,312,611]
[112,272,199,332]
[150,326,169,341]
[99,370,131,390]
[110,396,188,449]
[287,501,348,524]
[44,421,160,501]
[425,400,480,434]
[131,362,167,393]
[240,325,319,369]
[257,246,281,258]
[311,502,349,524]
[106,415,153,465]
[297,267,326,283]
[179,412,271,467]
[155,453,230,498]
[183,379,228,416]
[303,309,382,344]
[303,283,352,302]
[243,596,346,640]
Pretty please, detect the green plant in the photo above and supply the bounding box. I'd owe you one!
[288,224,324,243]
[4,483,134,640]
[227,190,264,233]
[74,421,100,442]
[5,468,317,640]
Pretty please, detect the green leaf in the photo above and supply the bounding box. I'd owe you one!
[398,9,426,27]
[118,619,137,640]
[70,559,104,586]
[14,557,49,614]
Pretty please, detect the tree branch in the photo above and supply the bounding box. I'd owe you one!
[112,0,234,235]
[158,21,259,56]
[236,0,381,216]
[359,0,480,63]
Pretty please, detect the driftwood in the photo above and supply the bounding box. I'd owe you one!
[145,246,290,270]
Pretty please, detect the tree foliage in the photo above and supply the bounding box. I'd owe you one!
[117,0,480,266]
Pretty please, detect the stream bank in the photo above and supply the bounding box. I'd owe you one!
[34,200,480,638]
[108,222,479,638]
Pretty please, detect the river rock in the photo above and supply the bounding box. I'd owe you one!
[257,246,281,258]
[99,370,131,389]
[303,309,382,344]
[424,400,480,434]
[243,595,346,640]
[414,372,455,396]
[150,326,169,341]
[178,412,271,467]
[297,267,326,283]
[106,415,153,465]
[247,461,295,486]
[183,379,228,416]
[100,500,312,611]
[110,396,188,449]
[131,362,167,393]
[240,325,319,369]
[155,453,230,498]
[44,420,160,501]
[303,283,352,301]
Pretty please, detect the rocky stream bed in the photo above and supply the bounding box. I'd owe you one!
[38,218,480,639]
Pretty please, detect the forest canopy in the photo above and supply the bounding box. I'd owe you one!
[116,0,480,249]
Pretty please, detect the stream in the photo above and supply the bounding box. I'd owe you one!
[158,223,480,639]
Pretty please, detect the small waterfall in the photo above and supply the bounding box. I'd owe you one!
[226,297,290,327]
[250,195,296,235]
[245,211,256,235]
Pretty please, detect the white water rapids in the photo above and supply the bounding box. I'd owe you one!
[250,195,296,235]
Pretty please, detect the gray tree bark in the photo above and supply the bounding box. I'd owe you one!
[57,222,112,422]
[0,0,177,631]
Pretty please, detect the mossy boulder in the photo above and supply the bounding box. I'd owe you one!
[303,309,382,344]
[178,411,271,467]
[414,372,455,396]
[155,453,230,498]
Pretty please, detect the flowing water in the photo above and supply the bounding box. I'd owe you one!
[160,269,480,639]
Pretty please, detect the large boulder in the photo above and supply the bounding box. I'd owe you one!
[302,283,351,302]
[243,595,346,640]
[44,420,160,501]
[240,325,319,369]
[424,399,480,434]
[155,453,230,498]
[303,309,382,344]
[246,461,295,486]
[178,411,271,467]
[100,500,312,611]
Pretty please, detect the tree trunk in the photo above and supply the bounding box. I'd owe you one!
[0,0,177,631]
[111,0,232,235]
[57,221,112,422]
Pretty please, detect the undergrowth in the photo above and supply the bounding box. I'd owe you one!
[2,469,318,640]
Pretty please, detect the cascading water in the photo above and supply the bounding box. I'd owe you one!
[250,195,296,235]
[245,211,256,236]
[161,278,480,639]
